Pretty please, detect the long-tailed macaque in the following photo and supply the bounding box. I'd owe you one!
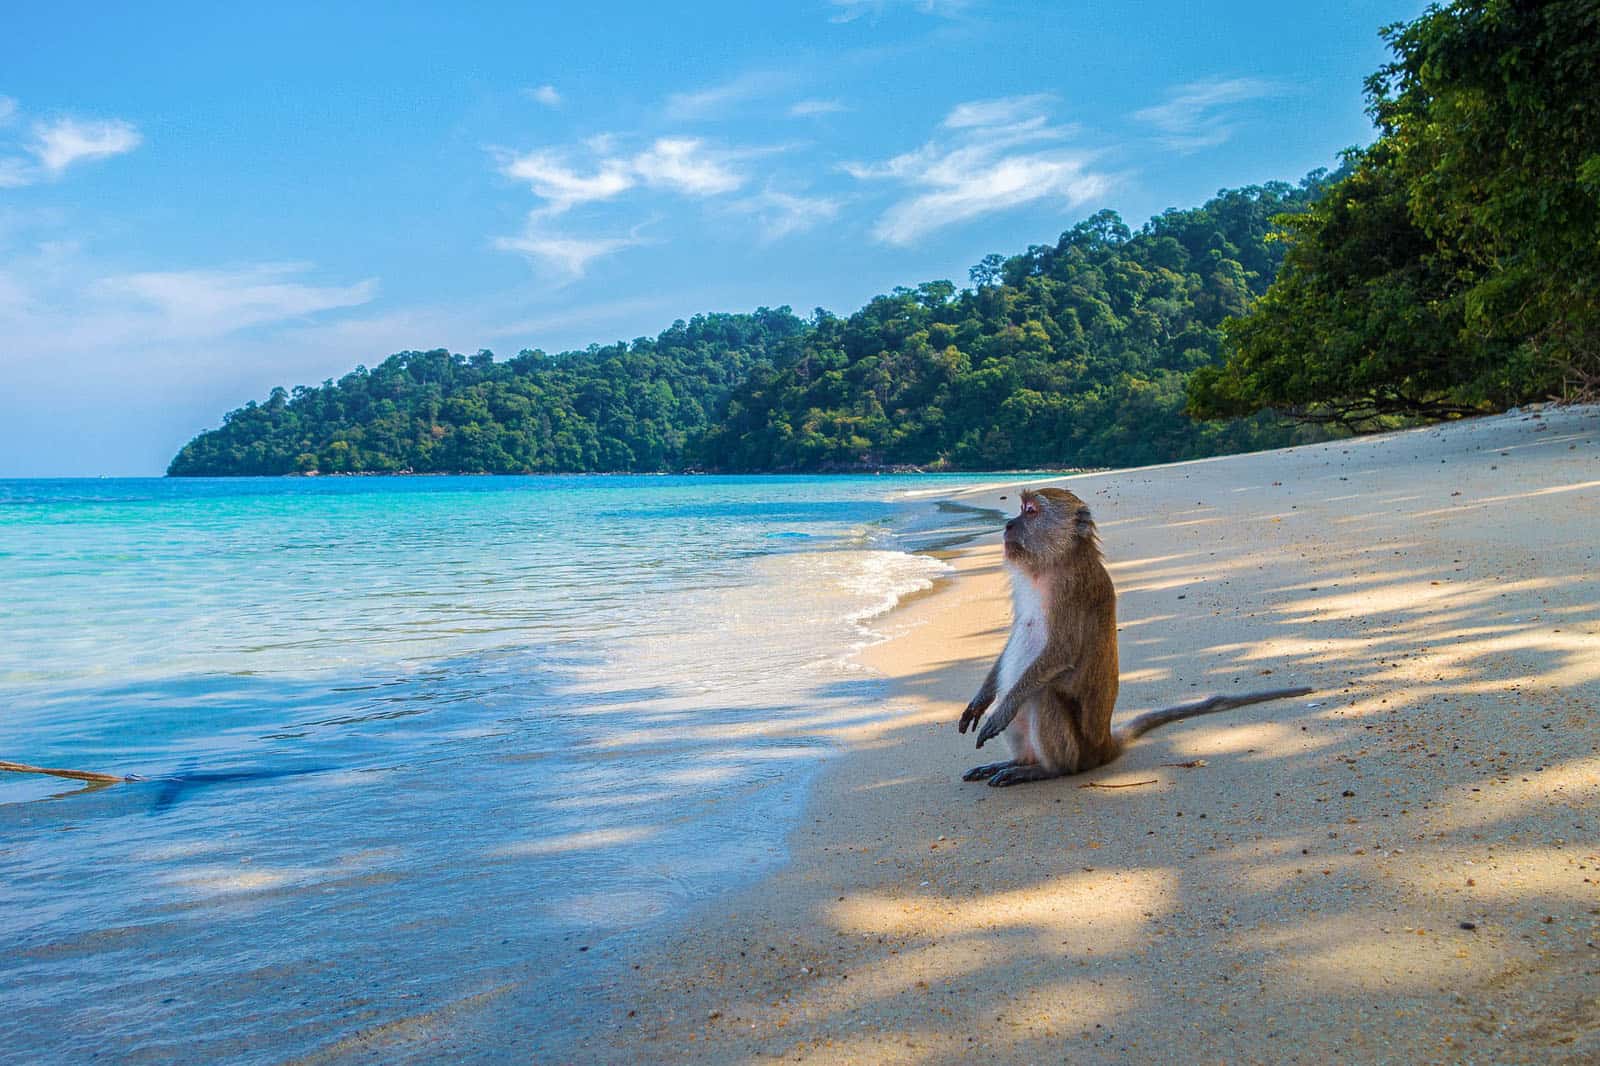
[957,488,1311,787]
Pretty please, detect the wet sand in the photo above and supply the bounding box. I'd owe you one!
[341,405,1600,1064]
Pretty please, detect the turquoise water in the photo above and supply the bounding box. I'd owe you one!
[0,475,998,1063]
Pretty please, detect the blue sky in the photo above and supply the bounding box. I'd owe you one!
[2,0,1424,476]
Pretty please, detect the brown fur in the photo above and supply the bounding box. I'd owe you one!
[958,488,1310,787]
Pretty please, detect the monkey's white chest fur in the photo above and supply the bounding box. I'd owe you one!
[998,565,1050,764]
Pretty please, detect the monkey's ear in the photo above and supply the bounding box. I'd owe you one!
[1073,506,1095,538]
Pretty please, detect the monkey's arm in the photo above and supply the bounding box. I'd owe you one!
[957,657,1004,734]
[974,653,1074,748]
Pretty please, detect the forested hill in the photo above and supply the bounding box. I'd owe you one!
[169,174,1333,477]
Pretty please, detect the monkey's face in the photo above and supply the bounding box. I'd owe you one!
[1004,488,1093,569]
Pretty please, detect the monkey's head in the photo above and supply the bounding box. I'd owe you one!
[1003,488,1097,570]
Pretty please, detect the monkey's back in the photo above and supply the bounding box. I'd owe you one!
[1038,542,1120,772]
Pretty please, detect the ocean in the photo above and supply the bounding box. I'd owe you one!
[0,474,1001,1062]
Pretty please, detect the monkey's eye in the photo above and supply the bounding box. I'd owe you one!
[1021,500,1039,517]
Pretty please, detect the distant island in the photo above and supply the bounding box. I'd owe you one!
[171,0,1596,476]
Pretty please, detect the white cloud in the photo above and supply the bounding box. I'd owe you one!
[664,71,793,121]
[499,137,746,217]
[0,105,143,187]
[943,93,1054,130]
[732,188,842,242]
[493,224,643,279]
[1133,77,1281,151]
[499,149,636,214]
[828,0,971,23]
[494,135,758,272]
[788,98,848,118]
[0,241,379,374]
[632,138,744,196]
[31,117,143,174]
[525,84,562,108]
[97,264,377,337]
[845,94,1109,245]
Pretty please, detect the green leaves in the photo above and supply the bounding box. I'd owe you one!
[1190,0,1599,427]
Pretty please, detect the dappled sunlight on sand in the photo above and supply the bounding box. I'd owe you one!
[1423,753,1600,833]
[831,869,1171,946]
[1403,845,1600,903]
[1411,478,1600,518]
[1255,912,1508,994]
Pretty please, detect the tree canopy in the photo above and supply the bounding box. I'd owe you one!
[1189,0,1600,427]
[696,181,1332,471]
[169,309,808,475]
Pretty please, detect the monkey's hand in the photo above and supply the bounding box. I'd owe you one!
[974,709,1012,748]
[958,665,1001,734]
[973,660,1071,748]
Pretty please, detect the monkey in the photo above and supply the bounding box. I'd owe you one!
[956,487,1312,787]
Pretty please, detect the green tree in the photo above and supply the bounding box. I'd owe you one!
[1191,0,1600,426]
[1373,0,1600,384]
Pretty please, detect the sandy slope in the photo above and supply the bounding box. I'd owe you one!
[343,406,1600,1064]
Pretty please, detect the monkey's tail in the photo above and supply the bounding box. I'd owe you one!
[1114,687,1313,742]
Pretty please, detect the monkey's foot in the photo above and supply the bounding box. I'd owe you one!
[987,764,1061,788]
[962,760,1017,782]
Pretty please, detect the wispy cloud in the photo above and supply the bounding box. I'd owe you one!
[0,242,377,360]
[32,117,143,174]
[96,264,377,338]
[943,93,1053,130]
[499,150,635,214]
[524,84,562,108]
[493,225,645,279]
[494,100,824,273]
[499,137,747,216]
[788,98,849,118]
[731,188,843,242]
[0,104,143,187]
[845,93,1109,245]
[827,0,972,24]
[663,71,794,121]
[1133,77,1281,151]
[632,138,745,196]
[494,132,778,274]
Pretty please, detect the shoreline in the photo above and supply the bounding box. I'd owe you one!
[347,406,1598,1063]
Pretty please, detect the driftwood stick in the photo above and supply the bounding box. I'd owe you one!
[0,760,123,785]
[1078,778,1158,790]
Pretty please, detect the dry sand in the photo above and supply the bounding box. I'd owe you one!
[335,406,1600,1064]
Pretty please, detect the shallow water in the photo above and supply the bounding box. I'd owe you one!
[0,474,997,1063]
